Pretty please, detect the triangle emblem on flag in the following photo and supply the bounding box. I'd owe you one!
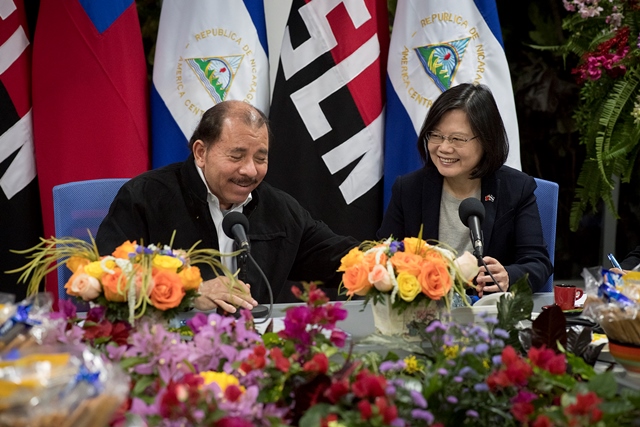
[185,55,244,104]
[414,37,471,92]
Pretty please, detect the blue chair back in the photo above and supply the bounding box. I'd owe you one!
[533,178,559,292]
[53,178,129,301]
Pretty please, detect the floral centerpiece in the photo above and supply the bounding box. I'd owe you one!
[22,281,640,426]
[552,0,640,230]
[10,235,237,325]
[338,236,479,336]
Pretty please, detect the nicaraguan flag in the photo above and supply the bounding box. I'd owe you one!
[0,0,42,301]
[151,0,270,168]
[384,0,520,208]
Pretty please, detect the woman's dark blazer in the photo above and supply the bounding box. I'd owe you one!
[377,165,553,293]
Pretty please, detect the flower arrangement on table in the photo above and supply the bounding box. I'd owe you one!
[23,280,640,426]
[10,236,236,325]
[552,0,640,230]
[338,236,479,336]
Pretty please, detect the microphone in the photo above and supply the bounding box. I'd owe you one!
[458,197,485,259]
[222,211,250,253]
[221,212,272,322]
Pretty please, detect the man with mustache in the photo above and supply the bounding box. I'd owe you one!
[96,101,358,311]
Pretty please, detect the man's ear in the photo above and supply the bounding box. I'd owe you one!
[193,140,206,167]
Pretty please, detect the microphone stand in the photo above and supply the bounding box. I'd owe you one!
[246,252,273,325]
[475,255,505,293]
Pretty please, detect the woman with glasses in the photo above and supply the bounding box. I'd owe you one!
[378,83,552,295]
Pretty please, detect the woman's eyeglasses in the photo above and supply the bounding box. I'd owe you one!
[425,131,477,147]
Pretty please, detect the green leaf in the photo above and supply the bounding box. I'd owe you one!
[132,375,156,397]
[599,399,636,416]
[496,275,533,351]
[299,403,334,427]
[587,371,618,400]
[120,356,148,370]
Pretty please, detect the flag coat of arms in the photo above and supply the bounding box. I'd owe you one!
[151,0,270,168]
[266,0,389,241]
[32,0,149,298]
[384,0,521,207]
[0,0,42,300]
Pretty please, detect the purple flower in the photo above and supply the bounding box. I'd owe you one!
[474,343,489,354]
[187,312,208,333]
[437,368,448,375]
[410,390,427,408]
[492,355,502,365]
[380,360,406,372]
[411,409,434,424]
[50,299,77,320]
[492,328,509,339]
[466,409,479,418]
[453,376,463,383]
[446,395,458,404]
[459,366,475,376]
[474,383,489,392]
[389,240,404,253]
[425,320,446,333]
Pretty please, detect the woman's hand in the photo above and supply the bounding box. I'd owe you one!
[475,256,509,297]
[194,276,258,313]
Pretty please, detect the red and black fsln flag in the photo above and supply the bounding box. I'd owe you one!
[266,0,389,241]
[0,0,42,301]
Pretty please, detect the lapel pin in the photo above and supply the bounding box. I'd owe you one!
[484,194,495,202]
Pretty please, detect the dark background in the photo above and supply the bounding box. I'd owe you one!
[22,0,640,281]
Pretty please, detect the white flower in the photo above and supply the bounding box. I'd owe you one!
[454,251,480,282]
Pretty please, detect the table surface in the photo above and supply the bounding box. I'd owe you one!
[267,292,555,341]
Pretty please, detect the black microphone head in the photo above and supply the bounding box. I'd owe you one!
[222,211,250,239]
[458,197,485,226]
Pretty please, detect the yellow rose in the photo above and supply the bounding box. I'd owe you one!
[179,266,202,291]
[65,256,89,274]
[200,371,245,394]
[338,247,364,272]
[396,272,421,302]
[84,260,108,279]
[403,237,428,256]
[152,254,183,271]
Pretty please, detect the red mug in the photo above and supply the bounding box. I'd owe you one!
[554,284,584,310]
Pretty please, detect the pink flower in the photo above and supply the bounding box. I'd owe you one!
[66,268,101,301]
[368,264,392,292]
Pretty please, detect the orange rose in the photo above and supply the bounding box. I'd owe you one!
[390,252,423,276]
[179,266,202,291]
[338,247,364,272]
[418,258,452,300]
[342,264,372,297]
[65,256,90,274]
[112,241,137,259]
[150,270,185,310]
[424,249,446,263]
[101,268,128,302]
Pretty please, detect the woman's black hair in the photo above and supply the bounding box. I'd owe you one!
[416,83,508,178]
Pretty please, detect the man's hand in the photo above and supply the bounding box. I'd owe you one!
[475,256,509,297]
[194,276,258,313]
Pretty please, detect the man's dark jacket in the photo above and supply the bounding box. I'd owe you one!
[96,155,359,303]
[377,165,552,293]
